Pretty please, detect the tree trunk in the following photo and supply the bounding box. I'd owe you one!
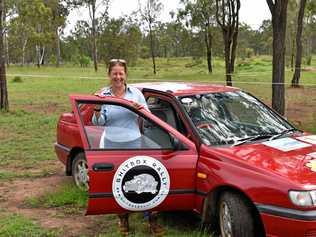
[290,37,295,71]
[230,29,238,73]
[291,0,306,87]
[21,38,27,66]
[55,28,61,67]
[149,26,156,75]
[267,0,288,116]
[91,2,98,72]
[272,28,286,115]
[36,45,41,68]
[92,21,97,72]
[0,0,8,111]
[215,0,240,86]
[4,30,8,67]
[205,26,213,73]
[224,36,232,86]
[40,46,45,65]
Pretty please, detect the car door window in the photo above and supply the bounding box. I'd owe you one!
[78,102,180,150]
[146,96,187,136]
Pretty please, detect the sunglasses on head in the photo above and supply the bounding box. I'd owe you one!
[109,59,126,64]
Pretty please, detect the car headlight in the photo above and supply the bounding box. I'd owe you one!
[289,190,316,207]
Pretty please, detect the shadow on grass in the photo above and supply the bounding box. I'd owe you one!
[160,211,218,237]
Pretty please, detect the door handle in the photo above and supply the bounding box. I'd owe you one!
[92,163,114,171]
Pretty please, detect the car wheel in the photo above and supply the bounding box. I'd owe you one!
[72,152,89,191]
[218,192,255,237]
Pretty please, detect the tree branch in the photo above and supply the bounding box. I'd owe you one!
[266,0,275,14]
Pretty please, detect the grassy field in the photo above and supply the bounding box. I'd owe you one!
[0,56,315,236]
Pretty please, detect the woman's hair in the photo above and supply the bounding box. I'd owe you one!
[108,59,127,74]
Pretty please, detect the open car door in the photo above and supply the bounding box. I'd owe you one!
[70,95,199,215]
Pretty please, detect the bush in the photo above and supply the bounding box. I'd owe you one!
[306,55,312,66]
[79,55,91,67]
[245,48,254,58]
[12,76,23,83]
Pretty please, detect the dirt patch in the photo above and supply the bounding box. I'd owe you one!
[0,166,107,237]
[286,87,316,128]
[0,128,15,141]
[23,102,59,114]
[302,66,316,72]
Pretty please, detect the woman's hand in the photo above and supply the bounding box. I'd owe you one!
[131,101,144,110]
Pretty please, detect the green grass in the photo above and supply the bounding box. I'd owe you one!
[94,212,211,237]
[25,182,87,214]
[0,213,59,237]
[0,170,53,181]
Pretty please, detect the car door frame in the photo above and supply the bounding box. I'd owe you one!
[70,94,199,215]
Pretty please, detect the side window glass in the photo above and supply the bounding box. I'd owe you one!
[77,102,180,150]
[146,96,187,136]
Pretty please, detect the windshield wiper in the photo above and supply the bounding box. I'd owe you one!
[233,134,274,147]
[268,128,297,141]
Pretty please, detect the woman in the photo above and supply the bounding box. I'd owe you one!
[92,59,147,149]
[92,59,164,236]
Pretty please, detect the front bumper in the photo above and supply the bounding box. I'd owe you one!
[257,204,316,237]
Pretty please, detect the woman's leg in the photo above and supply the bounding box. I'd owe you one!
[118,213,129,236]
[148,211,165,236]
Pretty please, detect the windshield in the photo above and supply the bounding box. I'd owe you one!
[179,91,294,146]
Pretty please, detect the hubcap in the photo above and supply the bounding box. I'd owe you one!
[220,201,233,237]
[75,159,89,190]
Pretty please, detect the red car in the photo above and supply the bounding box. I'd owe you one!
[55,82,316,237]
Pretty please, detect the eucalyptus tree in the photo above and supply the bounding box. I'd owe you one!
[72,0,110,72]
[258,20,273,55]
[215,0,240,86]
[45,0,69,67]
[138,0,163,75]
[237,24,257,58]
[98,17,142,65]
[178,0,216,73]
[3,0,14,66]
[0,0,8,111]
[286,0,298,70]
[70,20,91,60]
[163,21,193,58]
[266,0,289,115]
[303,0,315,65]
[291,0,307,87]
[9,0,53,67]
[7,17,29,64]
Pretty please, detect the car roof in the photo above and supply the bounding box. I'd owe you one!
[131,82,239,96]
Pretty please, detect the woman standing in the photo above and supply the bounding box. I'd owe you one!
[92,59,147,148]
[92,59,165,236]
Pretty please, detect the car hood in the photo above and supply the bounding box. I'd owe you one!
[213,135,316,188]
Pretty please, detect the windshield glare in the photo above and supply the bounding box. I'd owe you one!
[179,91,293,146]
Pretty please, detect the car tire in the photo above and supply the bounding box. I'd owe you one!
[72,152,89,191]
[218,192,255,237]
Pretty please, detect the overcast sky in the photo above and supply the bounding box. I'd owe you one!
[66,0,271,34]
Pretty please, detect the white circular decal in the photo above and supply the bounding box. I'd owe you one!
[112,156,170,211]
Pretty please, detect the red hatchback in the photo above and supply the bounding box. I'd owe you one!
[55,82,316,237]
